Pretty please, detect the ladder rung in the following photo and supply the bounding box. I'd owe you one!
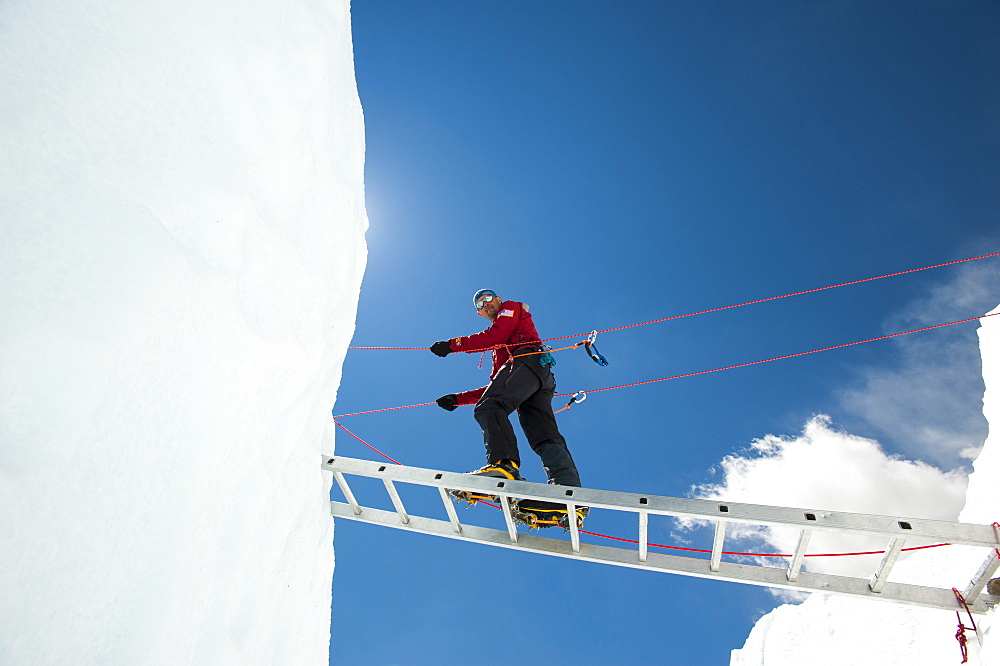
[787,529,812,582]
[963,550,1000,602]
[381,478,409,524]
[499,495,518,543]
[438,487,463,534]
[638,512,649,563]
[333,471,362,516]
[869,538,905,593]
[710,521,727,572]
[567,502,580,553]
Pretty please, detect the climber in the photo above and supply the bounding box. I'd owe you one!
[430,289,586,528]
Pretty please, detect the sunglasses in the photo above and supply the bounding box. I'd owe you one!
[475,294,496,309]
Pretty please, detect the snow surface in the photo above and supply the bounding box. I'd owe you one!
[1,1,366,663]
[731,306,1000,666]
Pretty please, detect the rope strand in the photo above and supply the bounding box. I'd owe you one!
[333,311,1000,418]
[348,251,1000,350]
[543,251,1000,343]
[333,420,402,465]
[559,312,1000,398]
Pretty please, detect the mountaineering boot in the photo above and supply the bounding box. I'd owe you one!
[513,498,589,531]
[448,460,521,505]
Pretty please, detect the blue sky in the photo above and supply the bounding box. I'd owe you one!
[331,3,999,663]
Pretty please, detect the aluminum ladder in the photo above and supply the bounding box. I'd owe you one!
[323,455,1000,614]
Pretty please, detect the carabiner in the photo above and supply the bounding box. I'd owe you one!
[583,331,609,367]
[555,391,588,414]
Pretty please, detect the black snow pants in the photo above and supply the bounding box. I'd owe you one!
[473,349,581,487]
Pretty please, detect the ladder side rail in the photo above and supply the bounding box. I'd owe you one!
[323,457,1000,547]
[643,504,994,548]
[330,501,996,615]
[962,551,1000,602]
[869,538,905,593]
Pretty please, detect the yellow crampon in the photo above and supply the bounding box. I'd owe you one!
[513,505,589,531]
[448,489,502,505]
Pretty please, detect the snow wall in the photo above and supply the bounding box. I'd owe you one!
[732,305,999,666]
[0,1,366,663]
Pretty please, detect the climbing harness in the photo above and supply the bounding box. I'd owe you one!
[511,331,609,365]
[538,351,557,367]
[511,344,557,367]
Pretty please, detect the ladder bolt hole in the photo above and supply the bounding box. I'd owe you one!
[719,505,729,513]
[899,521,913,530]
[805,513,817,521]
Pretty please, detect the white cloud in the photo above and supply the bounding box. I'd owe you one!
[689,415,968,578]
[837,260,1000,468]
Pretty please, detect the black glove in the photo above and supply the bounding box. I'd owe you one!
[436,394,459,411]
[430,340,452,357]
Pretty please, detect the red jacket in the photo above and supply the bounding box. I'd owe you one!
[449,300,542,406]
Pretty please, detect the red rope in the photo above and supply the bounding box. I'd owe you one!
[333,312,1000,418]
[333,420,402,466]
[955,618,970,664]
[333,401,437,419]
[544,251,1000,342]
[579,529,950,558]
[348,251,1000,350]
[553,312,1000,399]
[952,587,978,664]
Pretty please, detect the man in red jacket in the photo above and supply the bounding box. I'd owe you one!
[430,289,584,528]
